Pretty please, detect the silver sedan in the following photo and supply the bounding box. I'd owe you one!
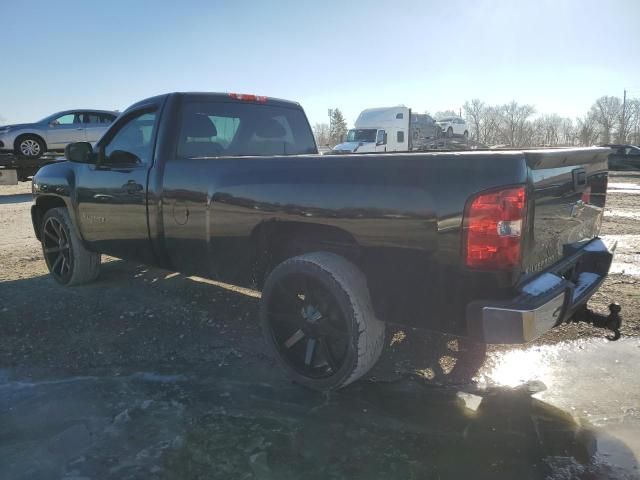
[0,109,118,159]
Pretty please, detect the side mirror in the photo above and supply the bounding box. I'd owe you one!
[65,142,93,163]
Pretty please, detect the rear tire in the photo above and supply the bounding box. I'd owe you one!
[463,130,469,139]
[260,252,385,391]
[15,134,46,159]
[41,207,101,286]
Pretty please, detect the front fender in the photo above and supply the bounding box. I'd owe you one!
[32,162,83,242]
[8,127,46,147]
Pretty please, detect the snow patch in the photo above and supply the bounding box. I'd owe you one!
[521,273,563,296]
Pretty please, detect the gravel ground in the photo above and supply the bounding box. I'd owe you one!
[0,173,639,479]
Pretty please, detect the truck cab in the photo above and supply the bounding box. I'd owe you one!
[332,106,411,153]
[331,106,439,153]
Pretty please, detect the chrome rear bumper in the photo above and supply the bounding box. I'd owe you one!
[467,237,616,344]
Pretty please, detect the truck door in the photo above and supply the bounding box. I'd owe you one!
[46,112,87,149]
[75,107,157,263]
[375,129,387,152]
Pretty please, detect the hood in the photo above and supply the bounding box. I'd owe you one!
[332,141,374,153]
[0,123,34,131]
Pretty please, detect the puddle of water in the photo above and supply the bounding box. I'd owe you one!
[478,338,640,474]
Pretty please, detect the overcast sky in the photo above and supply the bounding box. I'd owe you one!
[1,0,639,127]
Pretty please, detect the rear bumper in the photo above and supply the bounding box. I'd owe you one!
[467,237,616,344]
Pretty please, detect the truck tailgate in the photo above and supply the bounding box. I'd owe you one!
[521,148,610,276]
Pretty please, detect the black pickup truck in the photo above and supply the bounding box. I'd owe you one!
[31,92,619,390]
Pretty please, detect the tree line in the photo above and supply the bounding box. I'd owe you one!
[313,94,640,148]
[462,95,640,147]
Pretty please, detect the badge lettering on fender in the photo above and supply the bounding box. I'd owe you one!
[82,213,106,223]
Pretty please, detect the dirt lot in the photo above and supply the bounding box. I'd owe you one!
[1,173,639,479]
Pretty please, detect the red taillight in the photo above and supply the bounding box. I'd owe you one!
[581,186,591,204]
[464,186,526,270]
[228,93,267,103]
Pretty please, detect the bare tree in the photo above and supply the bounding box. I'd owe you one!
[559,118,576,146]
[590,96,621,144]
[576,113,599,146]
[535,114,564,146]
[312,123,330,147]
[629,99,640,145]
[498,101,535,147]
[618,97,639,144]
[463,99,485,142]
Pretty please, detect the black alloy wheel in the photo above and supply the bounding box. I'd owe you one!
[265,273,350,379]
[42,215,73,283]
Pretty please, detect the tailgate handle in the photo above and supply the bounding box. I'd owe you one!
[572,168,587,190]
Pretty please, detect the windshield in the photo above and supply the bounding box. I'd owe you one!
[437,117,454,123]
[346,128,377,142]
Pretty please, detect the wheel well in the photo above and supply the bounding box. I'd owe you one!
[14,133,47,151]
[32,196,66,240]
[250,221,360,287]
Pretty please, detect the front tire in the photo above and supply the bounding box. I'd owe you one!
[447,127,453,138]
[260,252,385,391]
[41,207,101,286]
[16,134,46,159]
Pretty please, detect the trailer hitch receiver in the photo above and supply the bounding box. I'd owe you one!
[570,303,622,341]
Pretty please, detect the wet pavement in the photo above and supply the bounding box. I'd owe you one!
[1,338,639,479]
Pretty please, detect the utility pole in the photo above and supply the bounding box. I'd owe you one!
[621,89,627,143]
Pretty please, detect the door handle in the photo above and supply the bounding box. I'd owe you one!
[93,193,114,202]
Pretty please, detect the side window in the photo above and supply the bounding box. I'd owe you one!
[376,129,385,144]
[100,114,116,124]
[104,110,157,165]
[396,113,404,119]
[397,131,405,143]
[82,113,102,124]
[52,114,76,125]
